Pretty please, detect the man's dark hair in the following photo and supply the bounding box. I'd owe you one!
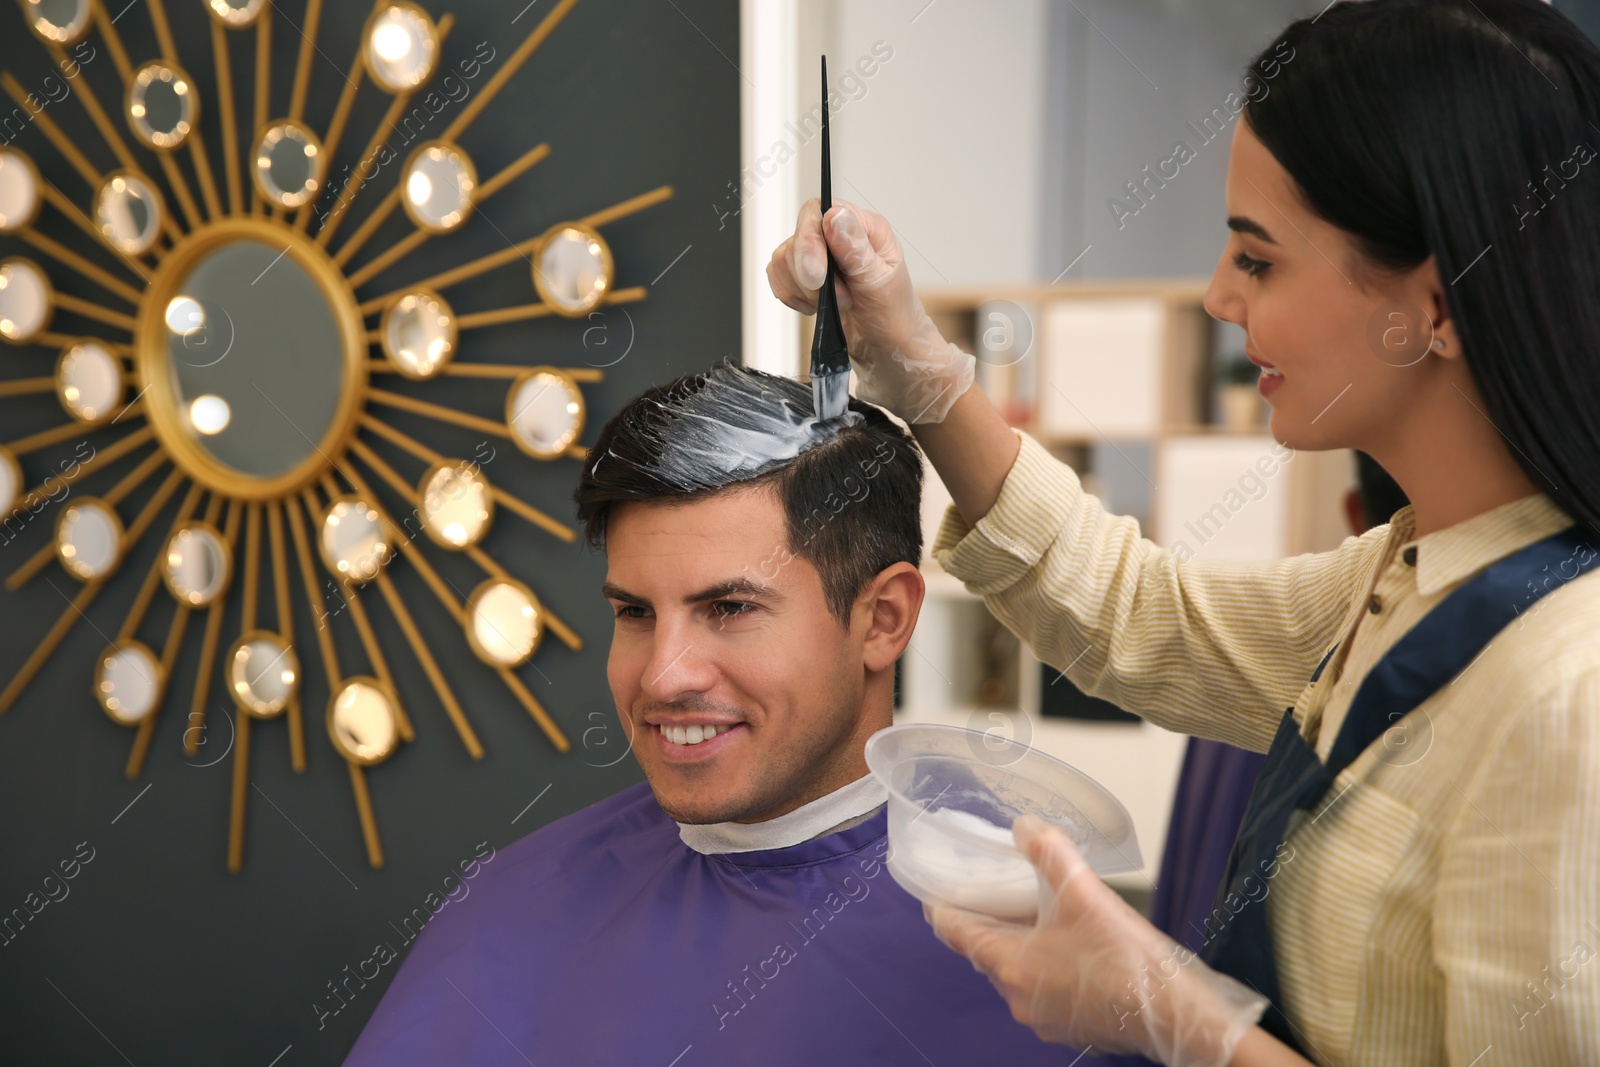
[574,361,924,626]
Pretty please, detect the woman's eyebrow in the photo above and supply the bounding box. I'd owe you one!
[1227,215,1278,245]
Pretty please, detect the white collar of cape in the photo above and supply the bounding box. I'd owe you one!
[675,773,889,855]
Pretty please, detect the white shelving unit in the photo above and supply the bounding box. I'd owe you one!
[893,280,1357,896]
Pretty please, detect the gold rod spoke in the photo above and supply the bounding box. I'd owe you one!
[5,413,139,458]
[97,444,169,508]
[373,570,483,758]
[340,460,462,623]
[0,72,101,190]
[352,180,671,313]
[347,762,383,868]
[496,665,570,754]
[293,43,364,233]
[52,293,138,332]
[90,0,135,84]
[116,479,202,644]
[363,359,602,383]
[35,180,155,283]
[146,0,180,63]
[251,3,272,216]
[459,287,650,331]
[126,594,190,779]
[349,437,581,653]
[227,712,252,871]
[212,17,244,216]
[287,0,325,124]
[338,144,551,282]
[157,151,204,232]
[366,388,509,440]
[441,0,579,143]
[182,571,230,752]
[44,41,145,181]
[329,188,400,278]
[12,425,156,517]
[17,227,146,300]
[267,501,306,771]
[33,332,135,357]
[357,413,574,543]
[286,491,342,687]
[313,13,456,250]
[0,579,104,713]
[340,579,415,742]
[188,130,224,222]
[0,377,56,398]
[242,502,261,629]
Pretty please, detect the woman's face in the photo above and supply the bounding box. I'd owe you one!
[1203,120,1447,454]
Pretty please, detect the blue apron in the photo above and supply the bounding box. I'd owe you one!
[1199,523,1595,1053]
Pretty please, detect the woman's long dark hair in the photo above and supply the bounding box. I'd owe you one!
[1245,0,1600,536]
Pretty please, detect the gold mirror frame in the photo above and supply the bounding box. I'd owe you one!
[161,520,234,607]
[418,459,495,550]
[225,630,299,719]
[326,675,400,766]
[134,217,368,501]
[0,254,55,344]
[55,495,125,580]
[21,0,92,46]
[361,0,439,94]
[400,139,476,234]
[251,119,326,209]
[505,366,587,460]
[530,222,614,318]
[94,639,166,727]
[94,170,167,255]
[126,61,199,151]
[379,287,456,380]
[463,575,545,667]
[0,147,44,232]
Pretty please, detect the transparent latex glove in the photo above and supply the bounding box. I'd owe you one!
[766,197,976,424]
[923,815,1269,1067]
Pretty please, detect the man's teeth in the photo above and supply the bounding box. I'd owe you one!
[1261,366,1284,378]
[660,724,732,746]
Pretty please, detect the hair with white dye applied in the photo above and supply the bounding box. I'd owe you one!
[574,360,924,626]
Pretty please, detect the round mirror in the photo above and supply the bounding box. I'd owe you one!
[319,498,391,583]
[0,448,19,517]
[207,0,266,28]
[363,2,438,93]
[327,678,398,764]
[138,221,364,496]
[506,369,585,459]
[226,632,298,718]
[402,141,475,232]
[95,641,162,726]
[0,148,42,232]
[23,0,90,44]
[95,172,164,255]
[380,289,455,379]
[56,340,123,424]
[0,257,53,344]
[253,121,325,208]
[57,498,123,581]
[420,461,493,549]
[532,224,613,317]
[128,63,197,150]
[162,522,231,606]
[464,577,542,667]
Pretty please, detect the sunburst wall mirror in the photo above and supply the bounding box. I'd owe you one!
[0,0,673,871]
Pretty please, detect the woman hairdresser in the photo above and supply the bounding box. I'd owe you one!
[767,1,1600,1064]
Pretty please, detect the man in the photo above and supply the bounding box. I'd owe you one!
[342,362,1089,1065]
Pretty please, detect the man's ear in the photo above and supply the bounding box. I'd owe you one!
[858,562,924,673]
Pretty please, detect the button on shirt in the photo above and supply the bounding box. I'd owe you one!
[930,429,1600,1066]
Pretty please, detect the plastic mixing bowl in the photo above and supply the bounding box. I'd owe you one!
[864,722,1142,921]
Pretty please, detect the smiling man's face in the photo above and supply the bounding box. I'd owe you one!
[602,484,896,825]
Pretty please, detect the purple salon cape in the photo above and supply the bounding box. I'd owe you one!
[343,781,1102,1065]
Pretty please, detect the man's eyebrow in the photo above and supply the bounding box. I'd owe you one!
[600,577,787,606]
[1227,215,1277,245]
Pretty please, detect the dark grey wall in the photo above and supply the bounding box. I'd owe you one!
[0,1,739,1063]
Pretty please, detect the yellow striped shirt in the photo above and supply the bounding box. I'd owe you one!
[929,428,1600,1066]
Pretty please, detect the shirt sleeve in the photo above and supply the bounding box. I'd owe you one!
[1436,673,1600,1064]
[930,429,1388,752]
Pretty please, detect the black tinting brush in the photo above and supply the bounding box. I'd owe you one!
[810,55,851,423]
